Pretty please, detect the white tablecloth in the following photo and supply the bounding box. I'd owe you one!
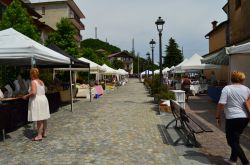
[190,84,208,95]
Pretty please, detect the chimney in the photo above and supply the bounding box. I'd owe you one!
[212,20,218,29]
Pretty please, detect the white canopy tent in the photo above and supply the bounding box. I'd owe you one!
[154,69,159,74]
[228,42,250,54]
[117,68,128,75]
[175,54,220,71]
[101,64,120,82]
[228,42,250,87]
[78,57,106,74]
[173,58,189,73]
[141,70,152,76]
[0,28,70,66]
[0,28,87,112]
[78,57,106,81]
[170,66,175,70]
[163,67,170,74]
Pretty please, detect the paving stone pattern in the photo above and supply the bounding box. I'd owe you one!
[2,79,248,165]
[0,79,184,165]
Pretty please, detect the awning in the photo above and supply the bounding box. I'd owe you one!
[201,48,229,65]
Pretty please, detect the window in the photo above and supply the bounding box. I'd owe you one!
[235,0,241,10]
[42,7,45,15]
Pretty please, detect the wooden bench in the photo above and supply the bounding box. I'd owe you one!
[166,100,213,147]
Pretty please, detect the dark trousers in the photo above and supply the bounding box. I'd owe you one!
[225,118,249,164]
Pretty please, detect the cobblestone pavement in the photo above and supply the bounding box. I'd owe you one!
[0,79,187,165]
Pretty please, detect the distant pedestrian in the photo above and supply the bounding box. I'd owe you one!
[216,71,250,165]
[181,75,191,101]
[22,68,50,141]
[210,71,217,85]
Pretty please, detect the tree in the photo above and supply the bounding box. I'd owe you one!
[111,59,124,69]
[46,18,79,58]
[163,38,183,67]
[81,38,120,54]
[80,48,98,63]
[0,0,40,41]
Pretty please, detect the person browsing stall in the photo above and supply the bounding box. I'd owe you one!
[22,68,50,141]
[181,75,191,101]
[216,71,250,165]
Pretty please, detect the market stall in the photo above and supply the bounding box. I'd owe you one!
[0,28,77,140]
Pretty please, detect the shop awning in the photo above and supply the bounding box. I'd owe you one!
[201,48,229,65]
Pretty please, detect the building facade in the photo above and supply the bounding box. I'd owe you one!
[108,51,134,74]
[203,0,250,82]
[0,0,54,44]
[25,0,85,44]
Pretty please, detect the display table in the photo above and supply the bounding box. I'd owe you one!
[76,87,96,99]
[46,92,60,113]
[170,90,185,109]
[190,84,208,96]
[207,86,224,103]
[0,92,60,134]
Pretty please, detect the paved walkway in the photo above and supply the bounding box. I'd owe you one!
[0,79,182,165]
[1,79,249,165]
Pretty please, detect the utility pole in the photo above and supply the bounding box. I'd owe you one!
[137,53,140,79]
[95,27,97,39]
[132,38,135,55]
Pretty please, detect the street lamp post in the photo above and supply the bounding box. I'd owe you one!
[146,52,150,77]
[149,39,156,78]
[155,16,165,85]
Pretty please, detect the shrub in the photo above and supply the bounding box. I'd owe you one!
[159,90,175,100]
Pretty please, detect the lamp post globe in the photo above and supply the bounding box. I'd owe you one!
[155,16,165,85]
[149,39,156,77]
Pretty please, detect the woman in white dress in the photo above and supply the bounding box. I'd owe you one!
[22,68,50,141]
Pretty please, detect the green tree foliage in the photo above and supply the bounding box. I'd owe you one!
[0,0,40,41]
[81,38,121,54]
[46,17,79,58]
[79,48,111,66]
[133,53,159,75]
[163,37,183,67]
[111,58,124,69]
[80,48,98,63]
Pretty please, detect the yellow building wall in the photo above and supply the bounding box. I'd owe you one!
[203,66,229,83]
[32,3,68,30]
[209,27,226,53]
[229,0,250,44]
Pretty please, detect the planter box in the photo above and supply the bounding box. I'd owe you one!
[159,100,171,113]
[153,94,159,104]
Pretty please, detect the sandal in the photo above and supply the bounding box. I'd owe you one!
[32,136,42,141]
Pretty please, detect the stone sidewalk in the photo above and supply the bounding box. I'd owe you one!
[0,79,184,165]
[1,78,248,165]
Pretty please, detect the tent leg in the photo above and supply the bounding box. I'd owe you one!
[69,64,73,112]
[88,68,92,102]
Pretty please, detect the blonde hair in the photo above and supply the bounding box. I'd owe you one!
[231,71,245,83]
[30,68,39,79]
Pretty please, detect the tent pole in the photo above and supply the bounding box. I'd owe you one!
[69,64,73,112]
[88,67,91,102]
[53,69,55,80]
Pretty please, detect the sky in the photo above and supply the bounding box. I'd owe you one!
[75,0,227,63]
